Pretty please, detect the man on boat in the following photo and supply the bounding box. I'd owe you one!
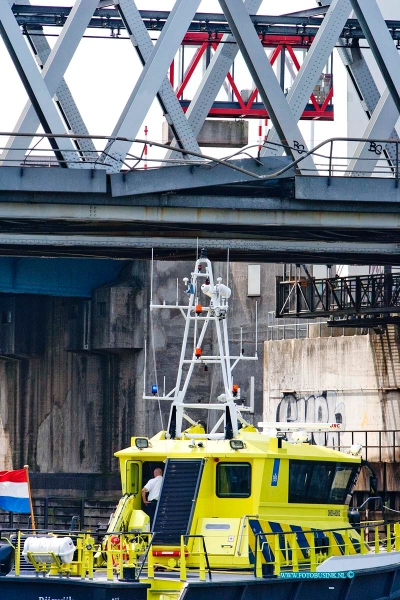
[142,468,163,527]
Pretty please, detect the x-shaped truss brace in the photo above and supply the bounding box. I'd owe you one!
[1,0,400,175]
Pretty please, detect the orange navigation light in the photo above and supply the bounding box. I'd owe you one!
[195,304,203,314]
[195,347,203,358]
[232,384,239,396]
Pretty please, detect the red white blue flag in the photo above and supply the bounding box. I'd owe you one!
[0,469,30,513]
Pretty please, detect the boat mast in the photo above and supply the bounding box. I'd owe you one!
[144,249,257,440]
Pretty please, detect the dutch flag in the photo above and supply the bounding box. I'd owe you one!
[0,469,30,513]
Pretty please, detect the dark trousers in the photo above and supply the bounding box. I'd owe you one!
[145,500,158,529]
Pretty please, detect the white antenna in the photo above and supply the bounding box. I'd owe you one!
[240,326,243,355]
[176,278,179,306]
[150,248,154,307]
[143,338,147,396]
[249,376,254,414]
[255,300,258,357]
[226,247,230,289]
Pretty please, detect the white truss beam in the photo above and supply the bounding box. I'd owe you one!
[261,0,351,158]
[344,0,400,176]
[318,0,399,176]
[27,32,98,162]
[116,0,201,159]
[218,0,315,172]
[347,89,399,176]
[166,0,262,160]
[350,0,400,114]
[101,0,201,171]
[1,0,97,166]
[0,0,97,168]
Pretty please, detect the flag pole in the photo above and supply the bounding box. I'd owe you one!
[24,465,35,531]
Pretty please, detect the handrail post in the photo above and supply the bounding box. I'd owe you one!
[76,535,83,578]
[119,533,124,580]
[107,535,113,581]
[81,537,87,580]
[395,522,400,551]
[15,530,21,577]
[199,538,206,581]
[310,535,317,571]
[84,534,93,580]
[180,536,187,582]
[291,533,298,572]
[201,536,212,581]
[374,526,380,554]
[147,542,155,580]
[255,535,262,578]
[274,534,281,576]
[387,524,392,553]
[86,535,94,580]
[284,534,289,565]
[128,535,134,566]
[360,527,367,554]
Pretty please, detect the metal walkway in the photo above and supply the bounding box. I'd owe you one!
[276,272,400,325]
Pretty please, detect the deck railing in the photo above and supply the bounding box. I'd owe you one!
[254,520,400,577]
[6,519,400,581]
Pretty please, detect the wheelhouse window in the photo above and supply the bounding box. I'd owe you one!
[289,460,359,504]
[217,463,251,498]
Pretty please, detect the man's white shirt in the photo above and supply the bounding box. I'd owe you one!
[144,475,163,501]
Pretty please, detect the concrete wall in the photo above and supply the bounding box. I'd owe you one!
[264,329,400,462]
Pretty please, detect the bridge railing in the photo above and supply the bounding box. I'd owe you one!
[0,132,399,179]
[0,130,277,174]
[260,136,400,180]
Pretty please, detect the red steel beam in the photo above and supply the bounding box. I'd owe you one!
[173,33,333,121]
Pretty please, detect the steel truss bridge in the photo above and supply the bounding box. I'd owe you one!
[0,0,400,264]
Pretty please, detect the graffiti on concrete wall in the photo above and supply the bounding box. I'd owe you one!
[276,391,345,445]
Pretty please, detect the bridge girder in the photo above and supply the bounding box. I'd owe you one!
[0,160,396,263]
